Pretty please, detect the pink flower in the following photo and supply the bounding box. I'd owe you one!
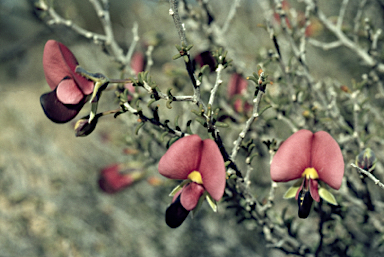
[40,40,94,123]
[98,164,143,194]
[270,130,344,218]
[227,73,252,114]
[158,135,226,228]
[124,52,145,97]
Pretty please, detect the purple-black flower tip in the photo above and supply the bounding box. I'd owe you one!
[40,88,86,123]
[193,51,216,72]
[165,194,190,228]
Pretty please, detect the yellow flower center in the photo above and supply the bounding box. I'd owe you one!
[188,171,203,184]
[302,167,319,180]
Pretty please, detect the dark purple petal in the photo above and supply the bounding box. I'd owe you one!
[198,139,226,201]
[193,51,216,72]
[40,89,85,123]
[180,183,205,211]
[158,135,203,180]
[270,130,313,182]
[297,189,313,219]
[165,194,190,228]
[311,131,344,189]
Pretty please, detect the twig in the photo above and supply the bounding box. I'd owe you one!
[125,22,140,73]
[208,64,224,108]
[353,0,367,43]
[169,0,204,106]
[230,73,266,164]
[351,163,384,189]
[169,0,188,46]
[122,102,186,138]
[221,0,242,34]
[309,0,384,73]
[308,39,343,50]
[337,0,349,29]
[88,0,125,64]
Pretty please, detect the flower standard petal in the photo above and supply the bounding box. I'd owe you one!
[311,131,344,189]
[180,183,205,211]
[43,40,78,90]
[270,130,313,182]
[43,40,93,95]
[198,139,226,201]
[158,135,203,179]
[56,79,84,104]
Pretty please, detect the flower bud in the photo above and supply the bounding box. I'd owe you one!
[355,148,377,173]
[74,117,98,137]
[98,164,144,194]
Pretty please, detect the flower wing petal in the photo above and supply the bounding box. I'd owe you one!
[180,183,205,211]
[158,135,203,179]
[309,179,320,202]
[311,131,344,189]
[40,89,84,123]
[198,139,226,201]
[270,130,313,182]
[56,79,84,104]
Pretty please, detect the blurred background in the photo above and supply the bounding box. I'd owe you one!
[1,0,384,256]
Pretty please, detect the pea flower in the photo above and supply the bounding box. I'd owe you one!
[270,130,344,218]
[98,164,143,194]
[158,135,226,228]
[40,40,94,123]
[227,73,252,114]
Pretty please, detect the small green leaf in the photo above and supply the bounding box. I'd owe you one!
[318,187,338,205]
[172,53,182,60]
[283,186,300,199]
[206,194,217,212]
[169,180,190,196]
[135,122,145,135]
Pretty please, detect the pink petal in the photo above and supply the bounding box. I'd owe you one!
[309,179,320,202]
[227,73,247,98]
[56,79,84,104]
[131,52,145,75]
[43,40,78,90]
[198,139,226,201]
[98,164,134,194]
[311,131,344,189]
[43,40,93,95]
[270,130,313,182]
[158,135,203,180]
[180,183,205,211]
[53,41,91,92]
